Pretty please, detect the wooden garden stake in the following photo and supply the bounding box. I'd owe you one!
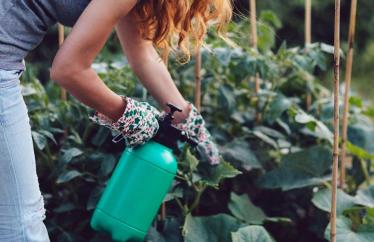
[305,0,312,110]
[305,0,312,45]
[194,46,202,112]
[340,0,357,189]
[250,0,261,123]
[249,0,257,48]
[58,24,67,101]
[330,1,340,242]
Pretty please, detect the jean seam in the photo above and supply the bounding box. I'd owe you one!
[1,128,27,241]
[0,79,21,88]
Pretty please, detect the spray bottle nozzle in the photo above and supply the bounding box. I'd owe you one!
[152,102,198,152]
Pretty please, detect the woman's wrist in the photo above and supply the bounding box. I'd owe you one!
[103,95,128,122]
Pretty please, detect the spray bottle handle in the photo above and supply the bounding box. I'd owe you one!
[163,103,182,125]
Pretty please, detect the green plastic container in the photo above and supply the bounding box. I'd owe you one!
[90,103,197,241]
[90,140,177,242]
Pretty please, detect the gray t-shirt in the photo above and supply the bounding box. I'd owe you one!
[0,0,91,70]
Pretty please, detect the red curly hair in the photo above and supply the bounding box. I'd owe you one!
[133,0,233,63]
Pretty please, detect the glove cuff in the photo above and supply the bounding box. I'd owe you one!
[89,95,160,146]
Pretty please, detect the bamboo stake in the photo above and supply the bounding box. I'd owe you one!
[340,0,357,189]
[250,0,257,48]
[250,0,261,123]
[305,0,312,45]
[330,1,341,242]
[194,47,202,112]
[58,24,67,101]
[305,0,312,110]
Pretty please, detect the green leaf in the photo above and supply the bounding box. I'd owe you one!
[228,193,267,224]
[312,189,356,214]
[60,148,83,164]
[214,47,233,66]
[163,186,183,202]
[363,107,374,118]
[146,227,167,242]
[98,155,117,177]
[320,43,344,58]
[355,186,374,208]
[264,94,291,123]
[346,142,374,160]
[257,23,276,51]
[92,126,110,146]
[53,203,76,213]
[320,43,335,54]
[201,160,242,188]
[231,225,275,242]
[38,130,57,144]
[31,131,47,150]
[56,170,82,184]
[86,186,105,210]
[259,10,282,29]
[349,96,363,108]
[257,146,332,190]
[21,85,38,96]
[252,130,278,149]
[185,148,200,172]
[183,214,242,242]
[254,126,286,140]
[348,123,374,154]
[293,109,333,143]
[222,139,261,170]
[324,216,374,242]
[218,84,236,114]
[294,112,314,123]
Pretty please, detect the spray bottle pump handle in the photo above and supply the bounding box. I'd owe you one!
[163,103,182,125]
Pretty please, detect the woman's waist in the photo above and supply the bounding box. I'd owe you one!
[0,68,23,89]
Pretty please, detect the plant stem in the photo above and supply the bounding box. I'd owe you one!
[187,185,206,215]
[340,0,357,190]
[175,197,188,215]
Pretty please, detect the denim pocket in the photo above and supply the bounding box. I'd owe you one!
[0,82,28,127]
[0,69,22,88]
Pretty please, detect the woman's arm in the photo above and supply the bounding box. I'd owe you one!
[115,12,191,123]
[51,0,139,121]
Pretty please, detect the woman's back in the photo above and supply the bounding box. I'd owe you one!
[0,0,90,70]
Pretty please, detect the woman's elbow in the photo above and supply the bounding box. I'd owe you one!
[50,59,81,87]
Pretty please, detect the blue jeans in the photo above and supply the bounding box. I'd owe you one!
[0,69,50,242]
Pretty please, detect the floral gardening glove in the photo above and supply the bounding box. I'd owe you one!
[89,95,160,147]
[168,103,221,165]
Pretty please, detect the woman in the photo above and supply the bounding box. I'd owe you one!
[0,0,232,241]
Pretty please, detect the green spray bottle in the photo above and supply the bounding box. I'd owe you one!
[90,103,197,242]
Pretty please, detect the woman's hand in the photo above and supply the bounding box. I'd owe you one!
[171,103,221,165]
[90,96,161,147]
